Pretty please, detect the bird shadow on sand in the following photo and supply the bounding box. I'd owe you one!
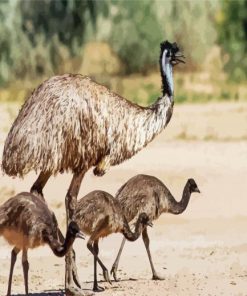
[11,290,64,296]
[11,287,93,296]
[85,278,139,285]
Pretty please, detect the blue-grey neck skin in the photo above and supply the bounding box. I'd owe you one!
[160,49,174,101]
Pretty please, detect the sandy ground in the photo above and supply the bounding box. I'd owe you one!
[0,102,247,295]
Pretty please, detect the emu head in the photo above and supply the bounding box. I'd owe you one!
[160,40,185,98]
[187,178,200,194]
[68,221,85,239]
[160,41,185,66]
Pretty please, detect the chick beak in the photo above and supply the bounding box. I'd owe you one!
[195,188,201,193]
[76,231,85,240]
[147,221,153,227]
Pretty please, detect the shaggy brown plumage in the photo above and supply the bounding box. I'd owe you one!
[110,174,200,281]
[2,42,183,177]
[0,192,84,295]
[74,190,151,292]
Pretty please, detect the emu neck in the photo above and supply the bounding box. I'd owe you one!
[161,63,173,99]
[160,49,174,100]
[168,183,191,215]
[128,96,173,155]
[122,216,144,242]
[47,231,74,257]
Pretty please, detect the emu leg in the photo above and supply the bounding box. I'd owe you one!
[87,242,111,286]
[7,247,20,296]
[65,171,87,296]
[92,240,104,292]
[87,220,112,286]
[30,171,51,199]
[22,248,29,295]
[110,237,126,281]
[142,228,164,280]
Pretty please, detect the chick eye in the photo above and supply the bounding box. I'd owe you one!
[166,51,171,58]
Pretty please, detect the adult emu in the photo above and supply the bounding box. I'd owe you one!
[2,41,184,295]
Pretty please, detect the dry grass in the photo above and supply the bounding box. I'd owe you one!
[1,70,246,105]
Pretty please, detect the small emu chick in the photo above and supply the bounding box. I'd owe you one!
[0,192,84,296]
[74,190,151,292]
[111,175,200,281]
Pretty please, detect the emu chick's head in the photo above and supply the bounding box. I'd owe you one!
[68,221,85,239]
[188,178,200,194]
[160,40,185,66]
[138,212,153,227]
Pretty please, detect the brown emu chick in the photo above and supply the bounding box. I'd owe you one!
[111,175,200,281]
[74,190,151,292]
[0,192,84,296]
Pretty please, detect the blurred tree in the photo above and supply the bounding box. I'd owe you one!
[20,0,97,52]
[166,0,218,69]
[0,0,104,85]
[96,0,219,74]
[217,0,247,81]
[1,0,246,87]
[106,0,163,74]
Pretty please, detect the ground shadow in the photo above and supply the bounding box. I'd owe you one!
[11,279,141,295]
[12,290,64,296]
[85,277,139,284]
[12,287,93,296]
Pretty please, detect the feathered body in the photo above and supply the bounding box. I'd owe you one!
[2,75,172,177]
[75,190,124,238]
[0,193,58,249]
[117,174,171,223]
[2,41,184,177]
[116,174,200,222]
[75,190,149,241]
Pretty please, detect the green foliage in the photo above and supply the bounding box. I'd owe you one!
[217,0,247,81]
[20,0,97,52]
[106,0,163,74]
[97,0,219,73]
[0,0,99,86]
[0,0,246,91]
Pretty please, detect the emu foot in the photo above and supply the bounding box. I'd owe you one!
[93,284,105,292]
[152,273,165,281]
[110,265,120,282]
[103,269,112,284]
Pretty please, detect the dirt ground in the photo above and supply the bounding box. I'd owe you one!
[0,102,247,296]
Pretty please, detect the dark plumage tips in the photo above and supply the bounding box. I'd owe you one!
[160,40,179,53]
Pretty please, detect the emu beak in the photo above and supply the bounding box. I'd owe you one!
[147,221,153,227]
[195,188,201,193]
[76,231,85,240]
